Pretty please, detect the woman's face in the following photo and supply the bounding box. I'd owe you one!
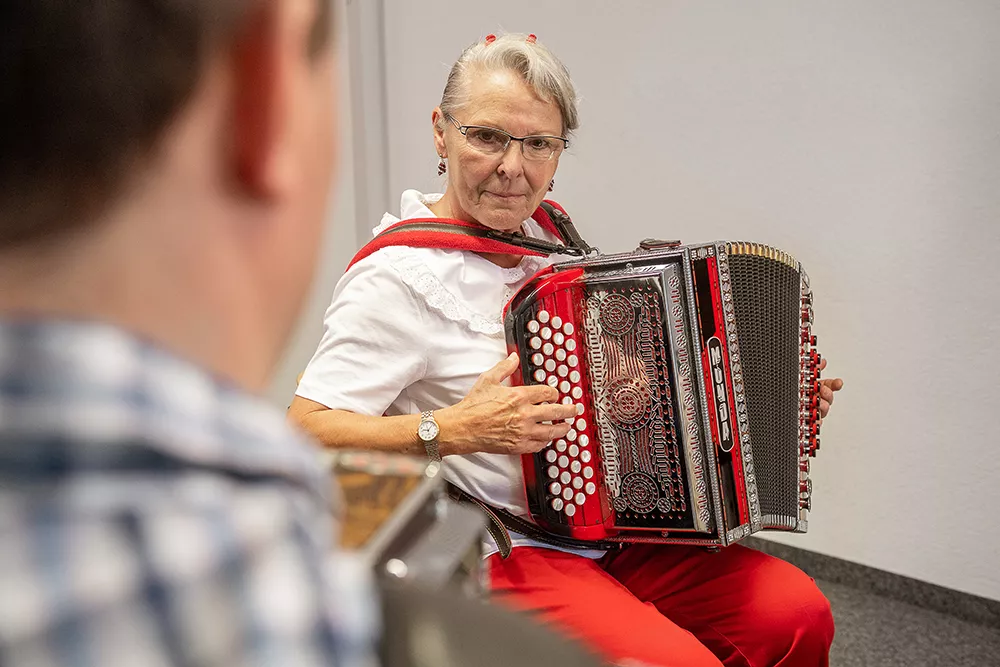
[433,69,564,232]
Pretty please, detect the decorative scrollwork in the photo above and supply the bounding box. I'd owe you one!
[621,472,659,514]
[599,293,635,336]
[604,376,652,431]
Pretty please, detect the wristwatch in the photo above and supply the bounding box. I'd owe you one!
[417,410,441,462]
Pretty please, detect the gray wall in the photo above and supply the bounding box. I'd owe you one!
[282,0,1000,601]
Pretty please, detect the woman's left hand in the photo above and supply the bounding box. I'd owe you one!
[817,358,844,423]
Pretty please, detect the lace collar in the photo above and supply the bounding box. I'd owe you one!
[370,190,555,336]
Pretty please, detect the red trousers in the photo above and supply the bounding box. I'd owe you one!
[489,544,834,667]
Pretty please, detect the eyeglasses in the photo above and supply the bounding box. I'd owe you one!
[445,114,569,162]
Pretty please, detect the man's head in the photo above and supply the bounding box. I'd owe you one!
[0,0,337,390]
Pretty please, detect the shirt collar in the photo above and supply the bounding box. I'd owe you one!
[400,190,443,221]
[373,189,556,244]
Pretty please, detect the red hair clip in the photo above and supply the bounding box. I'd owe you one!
[484,34,497,45]
[526,34,537,44]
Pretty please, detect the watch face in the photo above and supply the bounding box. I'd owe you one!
[418,420,439,441]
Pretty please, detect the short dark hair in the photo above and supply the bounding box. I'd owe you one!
[0,0,333,250]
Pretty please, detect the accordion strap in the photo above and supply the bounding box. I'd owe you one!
[447,484,624,559]
[346,200,595,271]
[537,201,597,256]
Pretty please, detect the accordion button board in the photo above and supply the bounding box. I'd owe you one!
[503,241,822,547]
[525,309,600,522]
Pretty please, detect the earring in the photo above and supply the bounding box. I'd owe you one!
[548,179,555,192]
[438,156,447,176]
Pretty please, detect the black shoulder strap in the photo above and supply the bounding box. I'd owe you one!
[447,484,623,558]
[538,201,598,256]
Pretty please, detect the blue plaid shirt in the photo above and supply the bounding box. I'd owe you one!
[0,319,378,667]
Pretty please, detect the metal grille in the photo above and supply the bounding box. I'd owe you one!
[727,255,800,522]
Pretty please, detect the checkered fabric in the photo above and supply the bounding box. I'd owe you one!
[0,319,378,667]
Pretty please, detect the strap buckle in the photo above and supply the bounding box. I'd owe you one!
[539,202,600,256]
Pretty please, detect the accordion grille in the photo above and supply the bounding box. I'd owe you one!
[727,254,801,523]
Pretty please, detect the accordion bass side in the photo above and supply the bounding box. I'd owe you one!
[503,241,823,547]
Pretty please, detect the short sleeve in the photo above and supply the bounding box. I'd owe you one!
[296,254,428,416]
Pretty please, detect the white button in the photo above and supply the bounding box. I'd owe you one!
[576,403,585,415]
[562,396,574,405]
[556,349,567,361]
[568,355,579,367]
[564,323,575,335]
[568,444,580,457]
[553,332,565,345]
[543,343,555,355]
[530,337,542,350]
[566,339,577,351]
[570,460,582,473]
[533,369,546,382]
[527,320,540,333]
[551,497,564,511]
[547,466,559,479]
[549,482,562,495]
[564,503,576,517]
[569,370,581,383]
[532,353,545,366]
[562,487,574,501]
[566,429,577,441]
[585,482,596,495]
[579,434,590,447]
[538,310,550,323]
[572,387,584,400]
[560,471,572,484]
[575,492,586,505]
[560,381,571,393]
[545,359,556,372]
[551,316,563,329]
[541,327,552,340]
[583,466,594,479]
[557,365,569,377]
[558,455,569,468]
[545,449,557,463]
[547,376,559,387]
[572,477,584,489]
[581,449,592,463]
[576,418,587,431]
[555,439,567,452]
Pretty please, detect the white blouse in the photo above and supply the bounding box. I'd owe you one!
[297,190,604,558]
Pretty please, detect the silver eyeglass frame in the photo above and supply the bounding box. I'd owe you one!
[444,113,569,161]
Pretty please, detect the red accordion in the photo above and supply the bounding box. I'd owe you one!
[503,240,822,547]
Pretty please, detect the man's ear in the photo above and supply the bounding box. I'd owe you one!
[230,0,297,200]
[432,107,448,158]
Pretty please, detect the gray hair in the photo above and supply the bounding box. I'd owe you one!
[439,33,579,136]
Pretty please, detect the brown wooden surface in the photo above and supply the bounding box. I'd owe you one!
[335,470,423,549]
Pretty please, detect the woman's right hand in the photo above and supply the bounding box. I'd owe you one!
[436,353,579,457]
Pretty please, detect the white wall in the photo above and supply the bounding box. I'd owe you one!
[374,0,1000,600]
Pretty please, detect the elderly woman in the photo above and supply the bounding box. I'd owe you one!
[290,33,842,667]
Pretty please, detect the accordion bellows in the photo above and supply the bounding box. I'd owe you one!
[503,240,822,547]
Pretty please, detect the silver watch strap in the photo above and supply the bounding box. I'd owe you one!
[420,410,441,462]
